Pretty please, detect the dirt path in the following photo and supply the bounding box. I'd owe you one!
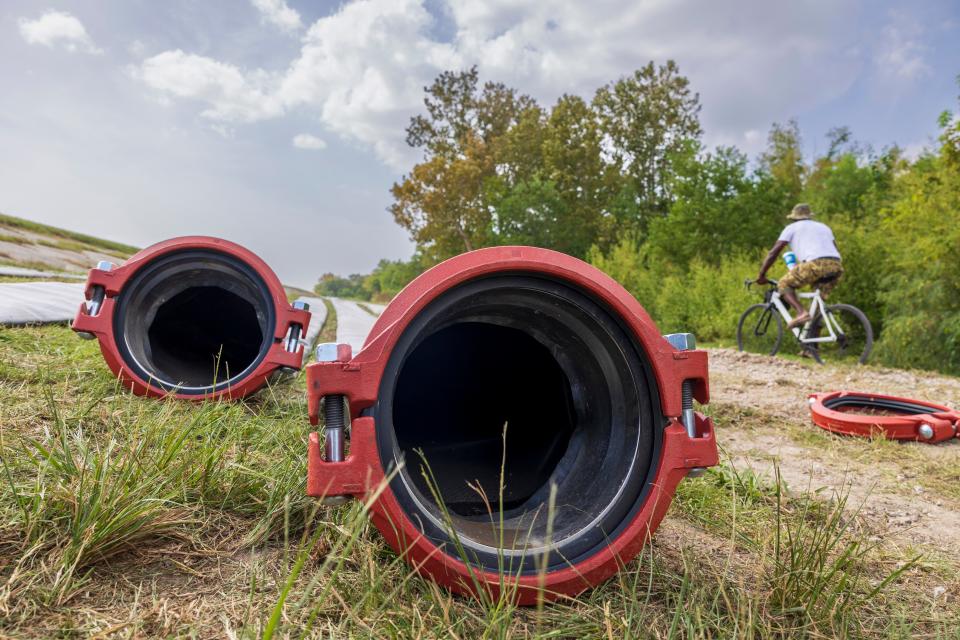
[707,348,960,548]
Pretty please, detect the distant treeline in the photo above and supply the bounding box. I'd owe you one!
[316,64,960,375]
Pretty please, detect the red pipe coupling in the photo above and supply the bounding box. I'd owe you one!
[809,391,960,443]
[72,236,310,400]
[305,246,717,603]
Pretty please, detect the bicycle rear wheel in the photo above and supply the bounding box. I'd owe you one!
[807,303,873,364]
[737,303,784,356]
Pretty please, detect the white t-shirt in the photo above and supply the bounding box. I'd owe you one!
[777,220,840,263]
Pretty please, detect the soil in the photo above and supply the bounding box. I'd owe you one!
[708,348,960,547]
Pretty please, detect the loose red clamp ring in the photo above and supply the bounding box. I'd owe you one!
[808,391,960,443]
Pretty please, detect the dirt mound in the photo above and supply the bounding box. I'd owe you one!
[708,347,960,547]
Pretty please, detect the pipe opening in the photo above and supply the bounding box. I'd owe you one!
[394,322,576,516]
[377,275,661,571]
[114,249,275,394]
[148,286,264,387]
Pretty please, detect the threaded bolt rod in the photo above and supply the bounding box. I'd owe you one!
[681,380,696,439]
[324,394,346,462]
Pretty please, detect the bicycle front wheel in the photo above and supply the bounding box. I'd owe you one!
[808,303,873,364]
[737,303,784,356]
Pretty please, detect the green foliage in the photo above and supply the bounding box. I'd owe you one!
[592,60,703,224]
[586,80,960,375]
[760,119,805,203]
[313,272,367,300]
[645,144,786,267]
[315,254,427,302]
[591,240,758,343]
[362,254,427,302]
[390,61,702,261]
[0,211,138,256]
[375,72,960,376]
[872,151,960,373]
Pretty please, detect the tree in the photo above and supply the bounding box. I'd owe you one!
[485,94,610,257]
[645,143,783,267]
[592,60,702,227]
[314,272,367,299]
[391,68,539,260]
[759,119,805,203]
[363,255,426,302]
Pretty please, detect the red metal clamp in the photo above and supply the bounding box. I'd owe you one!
[809,391,960,443]
[304,246,718,603]
[72,236,310,400]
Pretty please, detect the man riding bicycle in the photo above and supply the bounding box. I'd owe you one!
[756,203,843,329]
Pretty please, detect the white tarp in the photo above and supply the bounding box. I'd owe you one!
[0,282,86,325]
[329,297,383,354]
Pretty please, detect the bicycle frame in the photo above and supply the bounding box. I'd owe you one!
[769,289,840,344]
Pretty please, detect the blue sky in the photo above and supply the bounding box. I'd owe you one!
[1,0,957,287]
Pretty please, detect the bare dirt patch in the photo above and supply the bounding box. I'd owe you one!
[708,348,960,550]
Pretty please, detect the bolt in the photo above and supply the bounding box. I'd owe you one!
[79,261,113,328]
[283,302,310,354]
[918,423,934,440]
[315,343,351,461]
[663,332,705,477]
[315,342,352,506]
[808,396,816,405]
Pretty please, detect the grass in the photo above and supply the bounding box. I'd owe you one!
[0,232,30,245]
[316,298,338,345]
[0,212,138,256]
[0,256,72,273]
[356,302,379,317]
[0,324,956,637]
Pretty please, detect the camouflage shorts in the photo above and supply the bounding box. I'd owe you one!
[778,258,844,296]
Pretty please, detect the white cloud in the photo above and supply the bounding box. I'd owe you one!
[133,0,866,168]
[128,39,147,57]
[875,14,931,81]
[292,133,327,149]
[251,0,303,33]
[18,10,102,54]
[134,50,283,122]
[277,0,459,167]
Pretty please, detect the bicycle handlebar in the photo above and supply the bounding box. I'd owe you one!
[744,277,778,289]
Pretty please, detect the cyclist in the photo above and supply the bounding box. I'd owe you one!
[756,203,843,329]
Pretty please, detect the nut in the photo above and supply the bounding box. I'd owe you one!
[316,342,351,363]
[663,332,696,351]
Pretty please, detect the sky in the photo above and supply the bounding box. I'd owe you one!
[1,1,958,288]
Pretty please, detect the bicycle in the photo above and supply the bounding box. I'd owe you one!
[736,277,873,364]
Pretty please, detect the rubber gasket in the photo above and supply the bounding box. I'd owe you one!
[809,391,960,443]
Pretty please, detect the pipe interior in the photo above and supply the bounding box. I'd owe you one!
[148,286,264,387]
[394,322,576,516]
[379,276,658,568]
[115,250,274,393]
